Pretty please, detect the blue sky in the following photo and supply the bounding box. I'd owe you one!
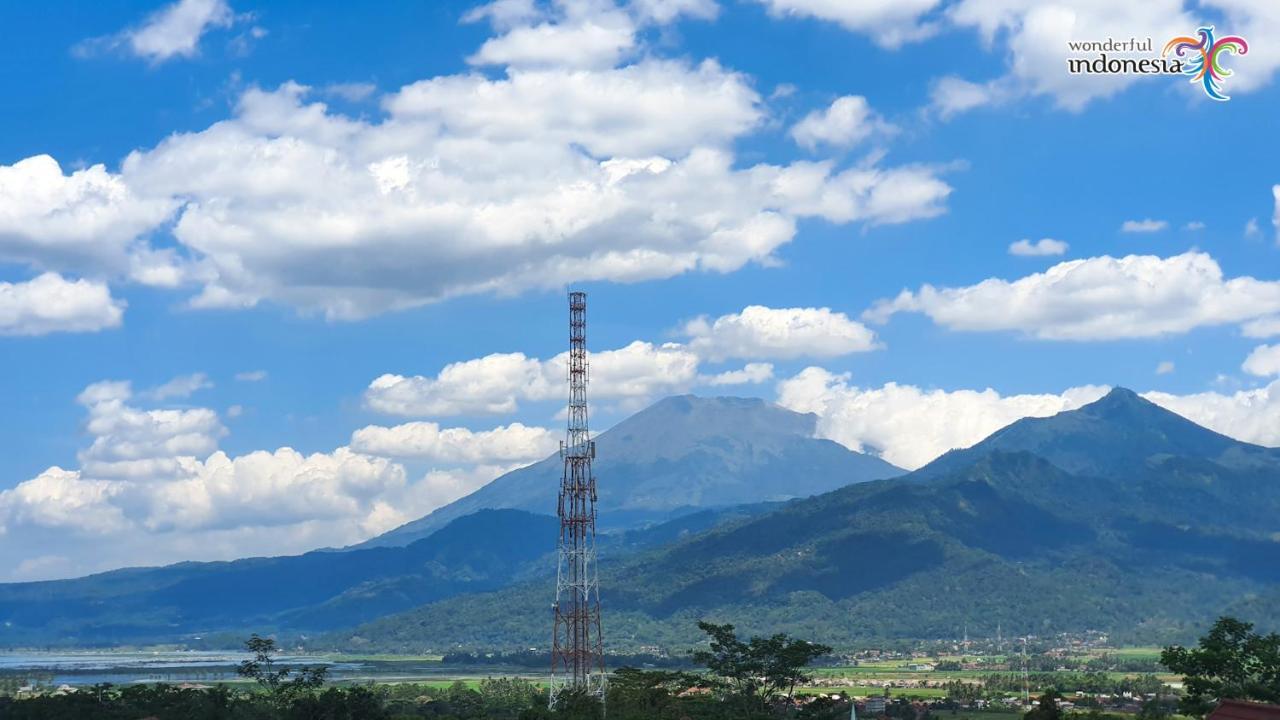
[1,0,1278,580]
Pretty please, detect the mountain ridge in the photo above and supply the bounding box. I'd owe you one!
[331,388,1280,652]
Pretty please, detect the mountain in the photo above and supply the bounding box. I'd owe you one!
[0,496,784,647]
[332,388,1280,652]
[358,395,904,548]
[0,509,556,645]
[920,386,1280,479]
[0,394,884,647]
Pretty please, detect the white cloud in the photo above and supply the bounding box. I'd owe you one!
[1156,360,1175,375]
[1184,221,1206,231]
[751,0,943,47]
[1008,238,1068,256]
[867,252,1280,341]
[702,362,775,386]
[0,273,125,336]
[0,155,177,279]
[75,0,240,63]
[143,372,213,401]
[948,0,1196,111]
[1243,344,1280,377]
[129,0,235,61]
[0,378,530,580]
[1243,316,1280,338]
[75,380,226,480]
[366,306,886,418]
[1246,217,1260,237]
[350,421,558,463]
[1273,185,1280,241]
[366,353,554,416]
[630,0,719,23]
[790,96,895,150]
[928,75,1007,119]
[322,82,377,102]
[235,369,268,382]
[776,368,1280,471]
[776,368,1109,469]
[67,65,945,319]
[1144,380,1280,448]
[684,305,879,360]
[1121,218,1168,233]
[365,340,700,416]
[468,9,637,69]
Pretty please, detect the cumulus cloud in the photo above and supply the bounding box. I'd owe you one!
[866,252,1280,341]
[702,362,775,386]
[1121,218,1168,233]
[776,368,1109,469]
[75,0,241,63]
[365,340,699,416]
[75,380,226,481]
[943,0,1279,110]
[790,96,896,150]
[32,12,956,321]
[947,0,1198,111]
[1008,238,1068,256]
[0,273,125,336]
[367,305,885,417]
[776,369,1280,470]
[64,65,943,319]
[468,0,639,70]
[1243,316,1280,338]
[1144,380,1280,448]
[751,0,943,47]
[1243,344,1280,377]
[0,379,532,580]
[0,155,177,280]
[350,421,559,463]
[683,305,879,360]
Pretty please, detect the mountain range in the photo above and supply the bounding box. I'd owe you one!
[2,388,1277,650]
[330,388,1280,652]
[0,396,885,646]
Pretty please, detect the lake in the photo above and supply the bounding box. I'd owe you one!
[0,651,547,688]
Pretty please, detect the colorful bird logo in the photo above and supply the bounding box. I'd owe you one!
[1162,26,1249,101]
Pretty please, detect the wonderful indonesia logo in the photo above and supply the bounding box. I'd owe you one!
[1066,25,1249,101]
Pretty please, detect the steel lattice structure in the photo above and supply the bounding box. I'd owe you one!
[550,291,607,707]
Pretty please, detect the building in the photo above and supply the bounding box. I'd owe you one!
[1208,700,1280,720]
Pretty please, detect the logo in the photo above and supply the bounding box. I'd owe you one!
[1162,26,1249,101]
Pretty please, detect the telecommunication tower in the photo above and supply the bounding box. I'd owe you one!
[550,291,607,707]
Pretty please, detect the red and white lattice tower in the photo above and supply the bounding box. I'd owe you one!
[550,291,606,707]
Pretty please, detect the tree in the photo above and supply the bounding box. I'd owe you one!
[236,633,328,706]
[692,620,832,713]
[1024,690,1064,720]
[1161,617,1280,716]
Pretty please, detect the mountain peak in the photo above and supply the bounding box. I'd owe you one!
[920,385,1278,480]
[1083,386,1152,413]
[357,393,902,548]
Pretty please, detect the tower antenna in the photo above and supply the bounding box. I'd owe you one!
[550,291,606,707]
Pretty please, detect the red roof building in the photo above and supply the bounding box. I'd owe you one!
[1208,700,1280,720]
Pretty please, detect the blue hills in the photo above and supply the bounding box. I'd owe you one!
[3,388,1278,650]
[331,388,1280,652]
[0,396,897,646]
